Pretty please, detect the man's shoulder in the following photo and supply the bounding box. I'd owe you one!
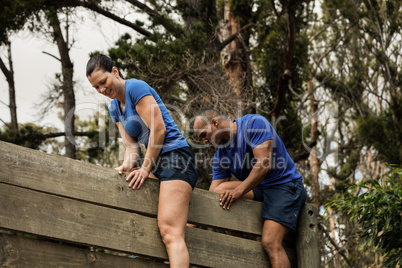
[213,148,224,159]
[237,114,268,122]
[237,114,271,129]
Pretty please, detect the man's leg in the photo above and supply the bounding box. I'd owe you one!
[261,220,290,268]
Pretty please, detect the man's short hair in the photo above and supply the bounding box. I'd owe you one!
[193,109,228,128]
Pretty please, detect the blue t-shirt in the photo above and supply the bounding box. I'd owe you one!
[212,114,302,188]
[109,79,188,154]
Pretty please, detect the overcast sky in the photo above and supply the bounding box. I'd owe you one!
[0,9,141,130]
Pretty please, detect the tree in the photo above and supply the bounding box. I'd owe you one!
[330,166,402,267]
[1,1,81,158]
[45,8,76,158]
[0,40,18,133]
[308,0,401,265]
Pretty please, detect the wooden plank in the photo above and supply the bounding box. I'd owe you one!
[0,233,168,268]
[0,183,271,267]
[296,203,320,268]
[0,140,263,235]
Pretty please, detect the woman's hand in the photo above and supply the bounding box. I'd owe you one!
[126,167,151,190]
[115,163,135,174]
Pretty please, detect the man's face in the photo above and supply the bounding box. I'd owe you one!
[193,117,221,147]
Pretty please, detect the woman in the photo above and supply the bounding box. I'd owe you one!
[86,54,197,267]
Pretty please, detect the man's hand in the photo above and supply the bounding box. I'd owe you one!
[219,189,242,210]
[126,167,150,190]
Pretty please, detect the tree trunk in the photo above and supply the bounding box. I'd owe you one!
[47,9,76,159]
[222,0,241,95]
[221,0,254,115]
[273,1,297,118]
[328,177,339,267]
[308,79,320,210]
[0,40,18,133]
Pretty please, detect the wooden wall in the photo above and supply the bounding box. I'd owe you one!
[0,141,319,267]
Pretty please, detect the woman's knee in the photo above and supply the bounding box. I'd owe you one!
[158,221,184,245]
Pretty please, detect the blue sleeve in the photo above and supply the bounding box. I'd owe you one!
[127,80,152,106]
[109,100,120,123]
[212,152,231,181]
[245,115,273,149]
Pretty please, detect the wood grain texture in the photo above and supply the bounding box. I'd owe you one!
[296,203,320,268]
[0,183,271,267]
[0,233,168,268]
[0,140,263,235]
[0,141,315,267]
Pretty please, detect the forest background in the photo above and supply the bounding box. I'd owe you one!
[0,0,401,267]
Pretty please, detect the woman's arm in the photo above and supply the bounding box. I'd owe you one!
[126,95,166,189]
[115,122,140,174]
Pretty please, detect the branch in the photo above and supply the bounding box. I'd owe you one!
[237,35,253,96]
[165,95,186,104]
[219,23,254,51]
[0,99,9,107]
[0,118,11,129]
[291,141,317,163]
[309,19,342,42]
[43,0,155,41]
[314,24,353,69]
[42,51,61,62]
[318,222,353,267]
[0,56,12,82]
[296,75,332,112]
[270,0,280,18]
[125,0,183,37]
[43,131,97,138]
[80,1,155,40]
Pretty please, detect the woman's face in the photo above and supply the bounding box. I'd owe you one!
[87,67,121,99]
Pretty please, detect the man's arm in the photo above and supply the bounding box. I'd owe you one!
[220,139,273,209]
[209,178,230,192]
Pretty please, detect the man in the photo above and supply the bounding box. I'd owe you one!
[193,110,306,268]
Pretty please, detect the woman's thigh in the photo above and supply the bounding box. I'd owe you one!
[158,180,193,232]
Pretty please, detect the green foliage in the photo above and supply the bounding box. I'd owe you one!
[75,107,120,167]
[107,19,217,102]
[357,110,402,164]
[0,123,49,149]
[274,105,304,153]
[243,1,309,151]
[0,0,50,43]
[330,166,402,267]
[327,148,360,183]
[109,27,212,78]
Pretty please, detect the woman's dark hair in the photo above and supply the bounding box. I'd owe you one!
[86,54,124,79]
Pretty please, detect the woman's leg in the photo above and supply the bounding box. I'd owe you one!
[158,180,192,267]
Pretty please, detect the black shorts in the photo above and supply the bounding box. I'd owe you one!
[252,180,306,232]
[152,146,198,189]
